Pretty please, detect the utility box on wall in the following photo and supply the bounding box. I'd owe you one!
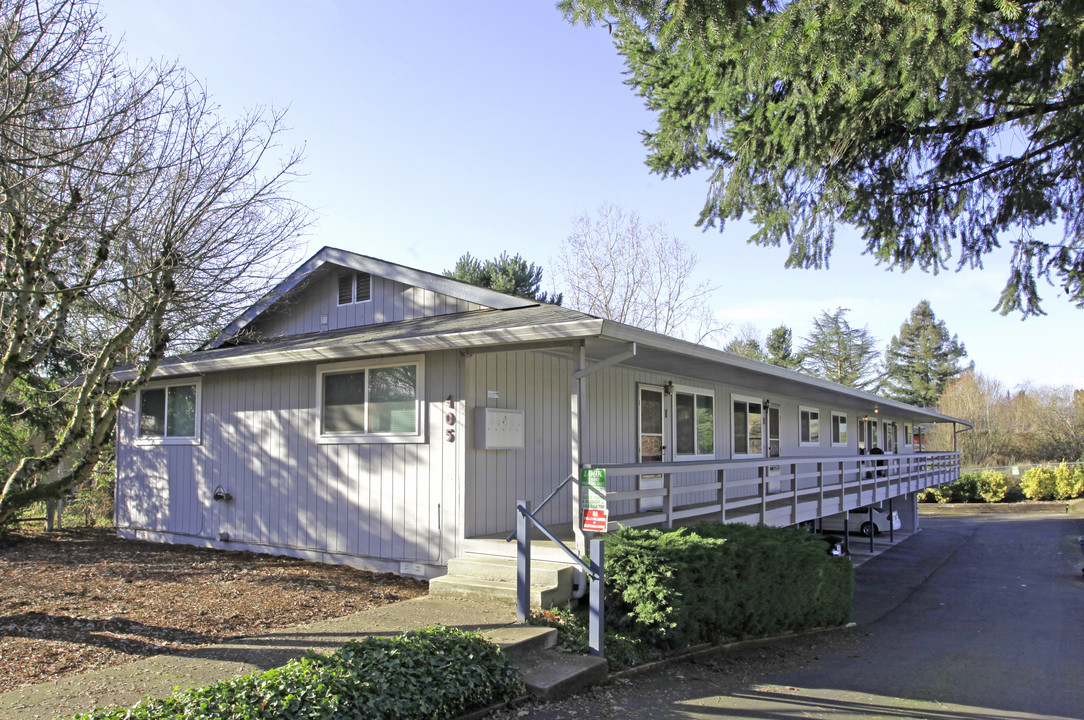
[474,407,525,450]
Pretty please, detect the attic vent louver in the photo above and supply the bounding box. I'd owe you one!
[337,272,372,305]
[337,274,353,305]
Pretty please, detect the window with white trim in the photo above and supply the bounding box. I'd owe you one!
[883,421,897,453]
[831,411,848,447]
[799,406,820,447]
[731,395,763,457]
[317,356,424,444]
[337,271,372,305]
[674,388,714,459]
[137,380,201,444]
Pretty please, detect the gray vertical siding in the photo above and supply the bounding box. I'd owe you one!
[464,349,574,537]
[247,270,484,339]
[116,351,463,568]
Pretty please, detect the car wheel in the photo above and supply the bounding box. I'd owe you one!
[860,521,875,537]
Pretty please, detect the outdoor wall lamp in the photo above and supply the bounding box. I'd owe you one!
[664,381,674,395]
[763,398,770,408]
[213,486,233,503]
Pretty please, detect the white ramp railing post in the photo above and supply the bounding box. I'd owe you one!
[589,537,605,658]
[516,499,531,623]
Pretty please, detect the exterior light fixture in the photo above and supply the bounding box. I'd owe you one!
[664,381,674,395]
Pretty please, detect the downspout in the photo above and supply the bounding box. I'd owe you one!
[571,340,586,556]
[569,341,638,557]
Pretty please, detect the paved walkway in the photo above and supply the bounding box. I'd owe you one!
[0,595,528,720]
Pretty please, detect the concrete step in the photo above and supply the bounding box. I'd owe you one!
[428,574,570,609]
[483,624,559,662]
[447,555,575,589]
[510,648,609,701]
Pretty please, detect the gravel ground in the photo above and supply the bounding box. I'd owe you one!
[0,526,427,693]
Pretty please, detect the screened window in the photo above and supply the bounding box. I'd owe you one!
[674,389,714,459]
[318,357,423,443]
[732,396,763,457]
[831,412,848,447]
[799,407,820,446]
[138,381,200,444]
[337,271,372,305]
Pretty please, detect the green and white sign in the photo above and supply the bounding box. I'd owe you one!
[580,468,607,510]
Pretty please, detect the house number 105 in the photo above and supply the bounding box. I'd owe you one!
[445,395,456,442]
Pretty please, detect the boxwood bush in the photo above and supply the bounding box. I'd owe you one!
[68,626,524,720]
[1021,462,1084,501]
[921,470,1010,503]
[602,523,853,651]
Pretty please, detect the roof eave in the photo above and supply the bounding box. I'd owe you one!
[597,320,972,427]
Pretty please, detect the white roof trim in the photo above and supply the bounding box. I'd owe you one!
[205,246,535,349]
[117,318,604,381]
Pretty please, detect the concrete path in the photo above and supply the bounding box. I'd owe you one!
[0,595,531,720]
[503,513,1084,720]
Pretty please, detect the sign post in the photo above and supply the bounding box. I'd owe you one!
[580,468,608,533]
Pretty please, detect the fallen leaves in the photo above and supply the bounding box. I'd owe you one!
[0,527,427,692]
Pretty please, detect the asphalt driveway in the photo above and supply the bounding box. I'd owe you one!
[498,513,1084,720]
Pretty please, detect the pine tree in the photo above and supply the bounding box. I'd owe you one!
[445,252,562,304]
[882,301,967,407]
[561,0,1084,316]
[765,325,802,370]
[800,309,881,391]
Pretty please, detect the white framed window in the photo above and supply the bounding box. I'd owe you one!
[673,386,715,460]
[799,406,820,447]
[831,411,848,447]
[883,421,897,453]
[904,423,912,452]
[317,355,425,444]
[137,379,202,445]
[731,394,763,458]
[337,271,372,306]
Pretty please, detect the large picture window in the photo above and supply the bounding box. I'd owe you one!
[317,356,424,443]
[674,388,714,459]
[732,395,763,457]
[799,406,820,447]
[137,380,201,444]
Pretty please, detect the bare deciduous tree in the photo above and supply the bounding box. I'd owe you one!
[0,0,307,524]
[553,204,726,344]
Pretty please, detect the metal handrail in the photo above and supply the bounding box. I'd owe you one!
[505,473,575,542]
[508,500,598,579]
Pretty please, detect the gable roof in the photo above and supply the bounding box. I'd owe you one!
[205,246,536,349]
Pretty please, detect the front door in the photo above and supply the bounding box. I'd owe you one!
[637,384,667,512]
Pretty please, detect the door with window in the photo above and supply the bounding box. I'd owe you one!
[637,385,666,511]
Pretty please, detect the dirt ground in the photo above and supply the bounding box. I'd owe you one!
[0,527,427,693]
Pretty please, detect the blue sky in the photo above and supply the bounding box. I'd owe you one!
[99,1,1083,390]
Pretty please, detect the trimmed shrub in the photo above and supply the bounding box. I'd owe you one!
[601,523,853,651]
[1020,465,1057,500]
[1053,462,1084,500]
[68,626,523,720]
[976,470,1010,503]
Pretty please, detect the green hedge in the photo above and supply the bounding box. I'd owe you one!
[1021,462,1084,501]
[602,523,853,650]
[920,470,1011,503]
[68,626,523,720]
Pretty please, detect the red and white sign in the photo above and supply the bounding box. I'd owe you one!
[582,508,609,533]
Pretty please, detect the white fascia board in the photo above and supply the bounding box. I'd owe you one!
[117,318,604,381]
[598,320,971,427]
